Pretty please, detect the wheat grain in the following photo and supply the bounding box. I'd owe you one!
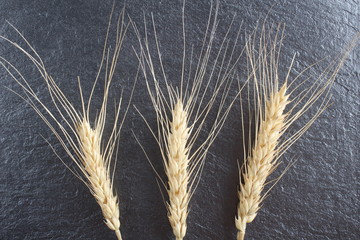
[235,24,358,239]
[0,6,133,240]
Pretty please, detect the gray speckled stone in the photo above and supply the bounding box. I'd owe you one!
[0,0,358,239]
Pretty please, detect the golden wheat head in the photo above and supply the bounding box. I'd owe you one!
[0,6,135,240]
[132,1,244,239]
[235,24,358,240]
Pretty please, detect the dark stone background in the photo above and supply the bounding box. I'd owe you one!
[0,0,358,239]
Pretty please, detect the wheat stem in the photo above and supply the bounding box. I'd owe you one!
[115,230,122,240]
[237,231,245,240]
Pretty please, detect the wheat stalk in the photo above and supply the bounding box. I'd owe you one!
[132,1,244,239]
[0,6,133,240]
[235,24,358,240]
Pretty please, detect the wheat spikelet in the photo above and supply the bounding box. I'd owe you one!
[235,24,358,239]
[132,1,244,239]
[0,6,133,240]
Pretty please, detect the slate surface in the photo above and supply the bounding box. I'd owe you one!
[0,0,358,239]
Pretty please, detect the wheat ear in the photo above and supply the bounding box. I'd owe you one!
[236,85,289,240]
[132,1,244,239]
[76,118,121,238]
[235,24,358,240]
[0,7,133,240]
[167,100,191,240]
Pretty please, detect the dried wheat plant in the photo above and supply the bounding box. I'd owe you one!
[0,7,134,240]
[132,2,243,240]
[235,24,358,240]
